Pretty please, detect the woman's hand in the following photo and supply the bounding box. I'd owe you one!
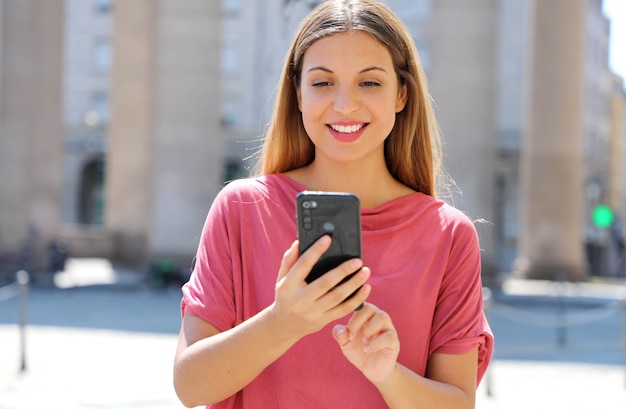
[332,303,400,384]
[271,238,371,340]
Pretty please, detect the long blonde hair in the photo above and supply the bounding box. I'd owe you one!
[256,0,443,197]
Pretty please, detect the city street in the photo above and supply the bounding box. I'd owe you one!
[1,260,626,408]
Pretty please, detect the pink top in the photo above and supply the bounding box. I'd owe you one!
[182,173,493,408]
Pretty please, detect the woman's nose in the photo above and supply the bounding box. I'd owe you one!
[333,86,359,115]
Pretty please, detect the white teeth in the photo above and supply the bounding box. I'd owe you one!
[330,124,364,133]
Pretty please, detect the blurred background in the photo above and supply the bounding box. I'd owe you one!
[1,0,626,408]
[1,0,626,286]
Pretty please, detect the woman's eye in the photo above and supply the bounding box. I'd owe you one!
[312,81,331,87]
[361,81,381,87]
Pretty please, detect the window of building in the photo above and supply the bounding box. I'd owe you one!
[79,156,106,226]
[84,92,110,128]
[222,44,241,76]
[223,159,248,183]
[94,0,112,14]
[223,0,242,17]
[91,37,111,75]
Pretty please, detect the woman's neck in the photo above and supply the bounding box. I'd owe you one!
[284,159,415,209]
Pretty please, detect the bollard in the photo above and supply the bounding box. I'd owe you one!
[619,297,626,389]
[16,270,29,372]
[556,273,567,348]
[482,287,493,397]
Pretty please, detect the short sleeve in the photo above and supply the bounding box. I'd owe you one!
[429,215,494,384]
[181,186,238,332]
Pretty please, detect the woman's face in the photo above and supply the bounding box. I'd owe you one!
[296,30,407,166]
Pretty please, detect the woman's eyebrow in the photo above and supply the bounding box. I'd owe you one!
[307,66,333,73]
[359,66,387,74]
[306,66,387,74]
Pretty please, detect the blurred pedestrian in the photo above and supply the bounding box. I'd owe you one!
[48,239,70,273]
[174,1,493,408]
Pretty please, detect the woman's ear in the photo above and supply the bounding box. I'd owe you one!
[395,83,408,113]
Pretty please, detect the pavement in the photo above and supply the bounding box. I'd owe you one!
[0,258,625,408]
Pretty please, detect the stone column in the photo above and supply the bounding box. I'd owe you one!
[106,0,156,263]
[0,1,64,270]
[148,0,223,260]
[429,0,499,286]
[517,0,587,280]
[107,0,223,264]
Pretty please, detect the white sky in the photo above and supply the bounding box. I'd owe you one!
[604,0,626,84]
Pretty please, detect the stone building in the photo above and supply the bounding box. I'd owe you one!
[0,0,623,283]
[0,0,223,275]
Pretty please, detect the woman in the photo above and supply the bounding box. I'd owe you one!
[174,1,493,408]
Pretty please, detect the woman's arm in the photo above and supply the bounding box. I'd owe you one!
[174,238,371,408]
[376,350,478,409]
[174,308,298,407]
[333,304,478,409]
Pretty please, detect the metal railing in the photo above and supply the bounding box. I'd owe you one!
[483,285,626,395]
[0,270,29,372]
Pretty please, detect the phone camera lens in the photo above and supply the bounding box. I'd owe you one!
[302,201,311,209]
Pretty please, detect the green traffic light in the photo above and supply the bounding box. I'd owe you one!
[592,204,614,228]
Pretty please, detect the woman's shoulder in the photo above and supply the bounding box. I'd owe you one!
[403,193,478,233]
[215,173,301,205]
[385,191,467,218]
[436,198,475,223]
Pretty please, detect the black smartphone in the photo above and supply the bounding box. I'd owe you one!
[296,191,362,303]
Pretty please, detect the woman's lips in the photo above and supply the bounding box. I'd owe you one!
[327,123,368,143]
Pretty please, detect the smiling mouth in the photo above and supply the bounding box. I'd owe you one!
[328,123,367,133]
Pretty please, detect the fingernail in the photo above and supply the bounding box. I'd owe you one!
[319,235,331,245]
[350,259,361,269]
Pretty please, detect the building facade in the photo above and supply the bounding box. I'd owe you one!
[0,0,224,276]
[0,0,624,281]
